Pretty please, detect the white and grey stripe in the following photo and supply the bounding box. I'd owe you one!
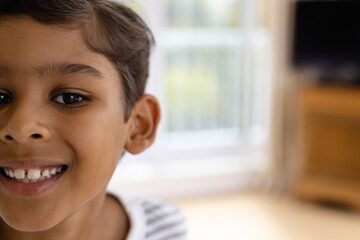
[142,200,187,240]
[109,192,187,240]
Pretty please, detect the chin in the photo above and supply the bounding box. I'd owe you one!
[0,212,61,232]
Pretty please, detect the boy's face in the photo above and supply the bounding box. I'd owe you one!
[0,17,132,230]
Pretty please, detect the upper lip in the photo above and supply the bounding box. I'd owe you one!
[0,158,68,169]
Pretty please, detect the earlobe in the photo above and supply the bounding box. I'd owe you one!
[125,94,161,154]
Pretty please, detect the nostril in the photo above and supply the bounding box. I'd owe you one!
[5,135,13,140]
[32,134,42,139]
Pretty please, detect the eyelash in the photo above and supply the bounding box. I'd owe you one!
[0,91,91,108]
[51,92,91,107]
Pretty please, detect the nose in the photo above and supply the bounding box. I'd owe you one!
[0,101,51,144]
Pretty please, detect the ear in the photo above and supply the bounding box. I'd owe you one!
[125,94,161,154]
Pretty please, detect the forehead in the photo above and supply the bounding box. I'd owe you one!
[0,16,116,78]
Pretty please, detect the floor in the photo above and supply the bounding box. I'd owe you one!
[173,192,360,240]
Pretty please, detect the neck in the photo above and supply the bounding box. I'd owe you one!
[0,189,129,240]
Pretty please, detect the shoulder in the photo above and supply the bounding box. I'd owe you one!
[139,197,187,240]
[109,192,187,240]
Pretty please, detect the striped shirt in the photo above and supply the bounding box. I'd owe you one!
[110,193,187,240]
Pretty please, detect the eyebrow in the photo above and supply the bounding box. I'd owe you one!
[0,65,11,77]
[0,62,105,80]
[35,62,105,79]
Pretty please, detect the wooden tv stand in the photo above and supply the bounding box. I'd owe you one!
[296,85,360,209]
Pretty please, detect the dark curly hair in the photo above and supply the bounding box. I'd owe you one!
[0,0,154,121]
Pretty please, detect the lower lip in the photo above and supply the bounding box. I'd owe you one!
[0,170,67,197]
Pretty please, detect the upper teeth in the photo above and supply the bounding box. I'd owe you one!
[28,169,41,180]
[3,167,63,183]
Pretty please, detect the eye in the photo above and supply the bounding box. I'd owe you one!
[0,92,12,105]
[51,92,89,106]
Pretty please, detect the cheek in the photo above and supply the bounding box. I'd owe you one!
[57,108,126,181]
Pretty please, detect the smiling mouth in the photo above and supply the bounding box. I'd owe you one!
[0,165,68,184]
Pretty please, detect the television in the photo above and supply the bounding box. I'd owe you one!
[293,0,360,83]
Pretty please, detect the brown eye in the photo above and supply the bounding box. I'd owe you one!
[51,93,88,106]
[0,93,11,105]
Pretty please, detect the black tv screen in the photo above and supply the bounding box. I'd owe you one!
[293,0,360,68]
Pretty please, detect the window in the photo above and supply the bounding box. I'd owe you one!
[110,0,272,197]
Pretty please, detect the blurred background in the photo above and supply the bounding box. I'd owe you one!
[108,0,360,239]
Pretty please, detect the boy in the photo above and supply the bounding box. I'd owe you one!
[0,0,186,239]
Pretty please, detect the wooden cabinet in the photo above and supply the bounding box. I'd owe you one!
[296,86,360,209]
